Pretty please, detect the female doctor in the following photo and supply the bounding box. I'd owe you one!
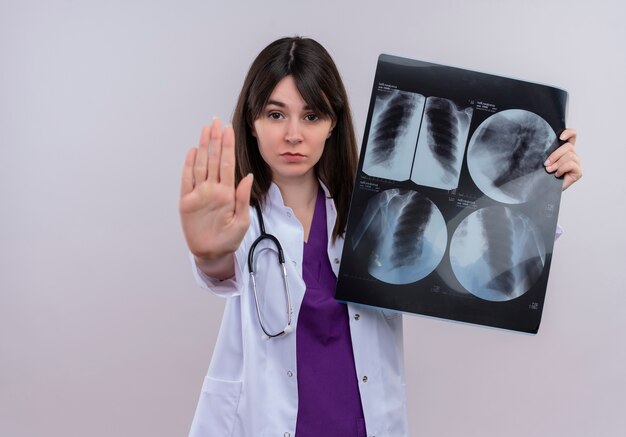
[179,37,582,437]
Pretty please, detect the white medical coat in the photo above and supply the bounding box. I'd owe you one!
[188,182,408,437]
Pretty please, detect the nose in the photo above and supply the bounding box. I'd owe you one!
[285,118,303,145]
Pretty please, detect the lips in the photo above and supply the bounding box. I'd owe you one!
[281,152,306,162]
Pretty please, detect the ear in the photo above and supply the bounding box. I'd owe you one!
[327,120,336,138]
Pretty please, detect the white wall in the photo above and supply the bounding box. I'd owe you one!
[1,0,624,436]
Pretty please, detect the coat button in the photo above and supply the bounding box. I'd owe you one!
[362,375,368,383]
[354,314,360,321]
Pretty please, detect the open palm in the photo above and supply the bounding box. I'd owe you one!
[179,119,253,264]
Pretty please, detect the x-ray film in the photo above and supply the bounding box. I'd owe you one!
[335,55,568,334]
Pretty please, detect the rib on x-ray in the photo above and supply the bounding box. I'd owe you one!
[449,206,546,302]
[411,97,473,190]
[467,109,558,204]
[351,188,447,285]
[362,90,425,181]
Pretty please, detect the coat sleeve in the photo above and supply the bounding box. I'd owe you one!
[188,206,259,298]
[188,248,245,298]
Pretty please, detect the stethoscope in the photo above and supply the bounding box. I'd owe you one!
[247,204,293,340]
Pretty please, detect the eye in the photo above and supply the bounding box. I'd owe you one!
[267,111,284,120]
[304,113,320,122]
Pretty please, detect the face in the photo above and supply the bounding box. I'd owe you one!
[252,75,334,186]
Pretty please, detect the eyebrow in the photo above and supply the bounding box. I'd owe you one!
[266,99,311,110]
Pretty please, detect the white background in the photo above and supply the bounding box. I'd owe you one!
[1,1,624,436]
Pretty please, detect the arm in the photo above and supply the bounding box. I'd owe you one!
[179,118,254,280]
[544,128,583,191]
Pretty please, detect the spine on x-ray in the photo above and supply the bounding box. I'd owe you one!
[390,191,433,268]
[481,207,515,296]
[492,122,544,190]
[411,97,472,190]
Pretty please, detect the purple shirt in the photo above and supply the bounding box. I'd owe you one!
[295,188,366,437]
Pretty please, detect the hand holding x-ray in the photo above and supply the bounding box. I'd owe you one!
[544,128,582,190]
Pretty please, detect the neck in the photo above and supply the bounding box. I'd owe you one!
[273,174,319,242]
[274,174,319,211]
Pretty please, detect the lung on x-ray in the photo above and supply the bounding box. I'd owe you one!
[362,90,425,181]
[350,188,447,285]
[336,55,568,334]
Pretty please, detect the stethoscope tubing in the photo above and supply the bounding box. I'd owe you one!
[248,204,293,340]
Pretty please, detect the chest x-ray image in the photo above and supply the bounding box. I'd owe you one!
[336,54,567,333]
[362,89,425,181]
[411,97,473,190]
[450,206,546,302]
[467,109,559,204]
[350,188,447,285]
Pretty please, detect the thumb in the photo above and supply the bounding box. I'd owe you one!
[234,173,254,225]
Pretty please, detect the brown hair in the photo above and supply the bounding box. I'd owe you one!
[232,36,358,242]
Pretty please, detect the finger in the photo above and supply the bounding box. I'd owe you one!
[544,142,575,168]
[559,128,577,146]
[193,125,211,184]
[562,177,574,191]
[561,163,583,190]
[220,124,236,187]
[546,148,580,173]
[181,148,197,197]
[554,158,581,178]
[548,152,582,190]
[553,160,575,178]
[207,118,223,184]
[234,173,254,227]
[562,171,582,191]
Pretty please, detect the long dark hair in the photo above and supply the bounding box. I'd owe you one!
[232,36,358,242]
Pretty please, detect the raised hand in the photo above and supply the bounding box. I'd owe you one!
[544,128,582,191]
[179,119,253,278]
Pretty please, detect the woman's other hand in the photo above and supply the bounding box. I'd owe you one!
[544,128,582,191]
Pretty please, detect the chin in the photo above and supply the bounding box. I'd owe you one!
[273,166,316,182]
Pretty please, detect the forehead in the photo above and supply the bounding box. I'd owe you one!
[266,76,308,108]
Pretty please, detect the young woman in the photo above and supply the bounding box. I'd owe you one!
[179,37,582,437]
